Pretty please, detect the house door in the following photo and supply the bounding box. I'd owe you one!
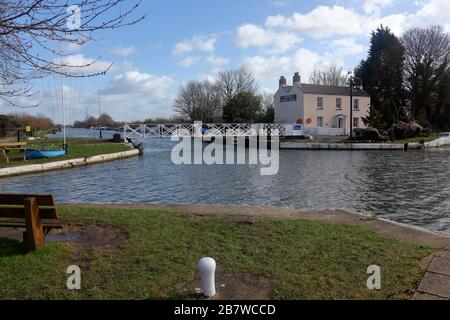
[337,118,344,129]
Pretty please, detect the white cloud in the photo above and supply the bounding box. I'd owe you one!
[235,24,303,53]
[179,56,201,68]
[64,41,84,53]
[55,54,112,77]
[377,13,411,35]
[330,38,365,56]
[89,92,174,121]
[363,0,393,14]
[242,48,322,82]
[172,36,217,55]
[86,70,176,120]
[265,6,364,38]
[263,4,425,38]
[101,71,173,97]
[417,0,450,22]
[206,55,230,67]
[111,46,138,57]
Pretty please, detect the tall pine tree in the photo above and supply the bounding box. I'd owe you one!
[355,26,406,130]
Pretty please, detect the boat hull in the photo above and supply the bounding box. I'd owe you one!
[25,149,66,160]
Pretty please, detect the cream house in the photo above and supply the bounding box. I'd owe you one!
[274,73,370,135]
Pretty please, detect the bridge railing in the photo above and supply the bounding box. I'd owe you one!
[122,123,291,139]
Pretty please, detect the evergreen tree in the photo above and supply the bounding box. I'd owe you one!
[223,91,262,123]
[355,26,406,130]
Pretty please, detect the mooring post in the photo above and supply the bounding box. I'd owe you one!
[198,257,216,298]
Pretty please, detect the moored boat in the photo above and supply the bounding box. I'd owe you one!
[25,149,66,160]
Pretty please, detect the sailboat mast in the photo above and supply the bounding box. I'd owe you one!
[60,42,67,148]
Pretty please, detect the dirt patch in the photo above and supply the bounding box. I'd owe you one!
[0,222,127,253]
[182,267,273,300]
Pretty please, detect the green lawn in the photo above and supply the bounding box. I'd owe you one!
[394,135,438,144]
[0,207,434,300]
[1,139,128,168]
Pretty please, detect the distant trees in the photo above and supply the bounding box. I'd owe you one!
[73,113,117,128]
[215,68,258,106]
[258,92,275,123]
[309,65,349,87]
[141,117,190,124]
[174,68,264,123]
[402,25,450,130]
[223,92,262,123]
[0,114,54,137]
[173,80,221,122]
[355,26,407,129]
[98,113,115,127]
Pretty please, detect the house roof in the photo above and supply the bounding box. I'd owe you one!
[301,83,370,97]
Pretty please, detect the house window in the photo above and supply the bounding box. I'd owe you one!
[336,98,342,110]
[317,97,324,110]
[354,99,360,111]
[317,117,324,128]
[353,117,360,128]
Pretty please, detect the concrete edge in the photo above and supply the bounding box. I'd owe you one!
[280,135,450,150]
[0,148,140,179]
[280,142,405,150]
[337,207,450,240]
[425,136,450,148]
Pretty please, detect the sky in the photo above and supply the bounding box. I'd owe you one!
[1,0,450,124]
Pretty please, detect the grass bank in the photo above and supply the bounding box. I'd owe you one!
[0,206,434,300]
[393,134,438,144]
[1,138,129,168]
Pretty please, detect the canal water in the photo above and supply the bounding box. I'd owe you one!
[1,129,450,234]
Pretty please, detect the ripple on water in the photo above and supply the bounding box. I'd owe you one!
[1,132,450,234]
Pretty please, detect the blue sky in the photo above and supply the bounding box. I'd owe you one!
[1,0,449,123]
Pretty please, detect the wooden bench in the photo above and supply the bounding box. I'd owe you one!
[0,194,69,251]
[0,142,27,164]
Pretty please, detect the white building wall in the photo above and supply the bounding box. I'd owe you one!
[274,86,304,124]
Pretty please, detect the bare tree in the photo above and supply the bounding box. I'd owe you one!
[309,64,349,86]
[174,80,221,122]
[258,91,274,123]
[215,68,257,106]
[402,25,450,128]
[0,0,148,107]
[260,92,274,111]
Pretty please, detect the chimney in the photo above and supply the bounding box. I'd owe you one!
[279,76,287,88]
[293,72,301,86]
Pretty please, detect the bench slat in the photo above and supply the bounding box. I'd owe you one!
[0,194,55,206]
[0,207,58,220]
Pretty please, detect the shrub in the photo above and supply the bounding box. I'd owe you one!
[422,127,432,136]
[353,128,362,138]
[361,128,386,142]
[390,121,426,141]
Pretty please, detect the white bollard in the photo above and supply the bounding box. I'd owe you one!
[198,257,216,297]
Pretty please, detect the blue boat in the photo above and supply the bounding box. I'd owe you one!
[25,149,66,160]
